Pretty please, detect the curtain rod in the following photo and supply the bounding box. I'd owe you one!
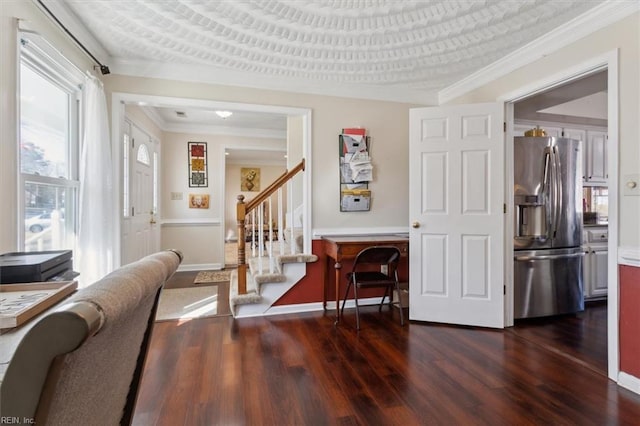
[36,0,110,75]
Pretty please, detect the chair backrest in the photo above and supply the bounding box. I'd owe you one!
[352,246,401,271]
[0,249,182,426]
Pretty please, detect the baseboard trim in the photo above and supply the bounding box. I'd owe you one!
[618,371,640,395]
[161,218,221,227]
[313,227,408,238]
[177,263,223,272]
[263,297,386,317]
[618,246,640,267]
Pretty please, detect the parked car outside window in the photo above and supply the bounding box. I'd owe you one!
[24,210,64,234]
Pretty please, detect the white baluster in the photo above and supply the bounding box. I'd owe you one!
[288,179,295,254]
[258,203,263,275]
[268,197,274,273]
[277,188,284,255]
[251,209,256,258]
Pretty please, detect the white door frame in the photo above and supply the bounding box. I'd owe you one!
[110,93,312,269]
[498,49,619,381]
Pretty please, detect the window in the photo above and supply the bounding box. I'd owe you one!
[20,34,82,252]
[153,151,158,214]
[136,143,150,165]
[123,131,130,217]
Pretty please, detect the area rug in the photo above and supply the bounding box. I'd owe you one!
[194,269,232,284]
[156,286,218,321]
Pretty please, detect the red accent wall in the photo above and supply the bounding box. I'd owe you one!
[619,264,640,378]
[275,239,409,305]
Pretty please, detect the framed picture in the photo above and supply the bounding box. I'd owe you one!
[241,167,260,192]
[189,193,210,209]
[188,142,208,187]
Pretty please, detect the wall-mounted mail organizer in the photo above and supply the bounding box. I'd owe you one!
[339,128,372,212]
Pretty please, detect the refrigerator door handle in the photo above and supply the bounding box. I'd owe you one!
[552,146,562,238]
[514,252,584,261]
[543,148,552,240]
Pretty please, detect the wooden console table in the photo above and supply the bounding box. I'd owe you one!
[321,235,409,324]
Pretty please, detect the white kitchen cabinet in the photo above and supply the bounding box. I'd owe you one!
[513,124,530,137]
[544,126,563,138]
[582,226,608,300]
[590,247,608,297]
[514,124,563,137]
[564,128,588,179]
[585,130,608,184]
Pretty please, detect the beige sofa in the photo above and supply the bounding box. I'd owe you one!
[0,249,182,425]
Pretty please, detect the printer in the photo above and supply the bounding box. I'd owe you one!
[0,250,76,284]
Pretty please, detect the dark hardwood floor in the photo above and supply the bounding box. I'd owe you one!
[134,302,640,425]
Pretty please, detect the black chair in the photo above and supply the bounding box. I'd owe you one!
[340,246,404,330]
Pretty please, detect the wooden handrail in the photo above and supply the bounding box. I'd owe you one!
[246,159,305,212]
[236,159,305,294]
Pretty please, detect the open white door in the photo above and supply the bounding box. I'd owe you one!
[409,103,505,328]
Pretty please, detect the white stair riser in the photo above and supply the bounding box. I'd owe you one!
[234,263,306,318]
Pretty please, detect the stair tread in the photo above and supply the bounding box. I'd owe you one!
[229,253,318,315]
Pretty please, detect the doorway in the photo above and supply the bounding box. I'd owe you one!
[111,93,312,271]
[503,52,618,380]
[223,146,288,268]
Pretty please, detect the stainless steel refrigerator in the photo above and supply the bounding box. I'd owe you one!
[513,136,583,319]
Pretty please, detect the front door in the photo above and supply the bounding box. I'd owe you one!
[121,122,158,265]
[409,103,505,328]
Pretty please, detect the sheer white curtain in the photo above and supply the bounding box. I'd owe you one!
[78,75,115,287]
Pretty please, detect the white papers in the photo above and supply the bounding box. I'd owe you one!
[340,134,372,183]
[342,134,365,153]
[339,130,372,211]
[340,189,371,211]
[349,150,372,182]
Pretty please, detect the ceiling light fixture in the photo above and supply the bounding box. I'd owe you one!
[215,110,233,119]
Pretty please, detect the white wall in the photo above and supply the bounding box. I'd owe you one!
[124,105,163,142]
[159,131,286,268]
[287,116,304,219]
[104,76,419,236]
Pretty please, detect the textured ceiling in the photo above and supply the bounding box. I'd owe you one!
[58,0,605,103]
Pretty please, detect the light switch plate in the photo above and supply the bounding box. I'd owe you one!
[623,174,640,196]
[171,192,183,200]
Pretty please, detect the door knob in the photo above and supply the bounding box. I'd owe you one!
[412,221,420,228]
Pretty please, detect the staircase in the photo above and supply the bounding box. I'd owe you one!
[230,159,318,318]
[229,249,318,317]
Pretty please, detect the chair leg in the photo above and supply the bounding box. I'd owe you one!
[394,281,404,326]
[353,283,361,330]
[379,287,390,312]
[340,281,352,319]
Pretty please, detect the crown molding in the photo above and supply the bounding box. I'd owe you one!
[438,0,640,104]
[27,1,434,105]
[32,0,111,65]
[111,58,436,105]
[138,105,166,130]
[35,0,635,106]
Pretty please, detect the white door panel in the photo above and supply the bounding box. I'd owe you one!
[121,123,159,265]
[409,103,504,328]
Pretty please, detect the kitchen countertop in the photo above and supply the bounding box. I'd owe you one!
[584,222,608,227]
